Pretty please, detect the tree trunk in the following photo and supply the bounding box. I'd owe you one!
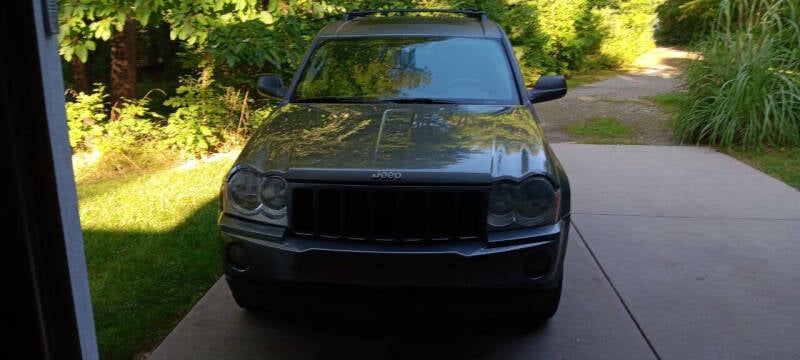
[110,16,138,105]
[161,21,177,83]
[70,56,89,93]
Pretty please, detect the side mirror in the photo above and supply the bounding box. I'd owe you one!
[257,74,285,99]
[527,75,567,103]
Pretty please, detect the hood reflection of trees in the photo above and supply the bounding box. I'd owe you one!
[239,105,545,171]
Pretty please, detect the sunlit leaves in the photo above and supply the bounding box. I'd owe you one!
[58,0,163,61]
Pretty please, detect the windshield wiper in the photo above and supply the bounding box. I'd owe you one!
[293,97,462,104]
[378,97,460,104]
[293,96,371,103]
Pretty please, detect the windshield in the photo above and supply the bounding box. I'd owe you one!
[292,37,520,105]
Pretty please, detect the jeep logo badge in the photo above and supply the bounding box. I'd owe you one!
[371,171,402,181]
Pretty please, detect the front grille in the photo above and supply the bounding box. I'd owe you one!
[289,185,486,242]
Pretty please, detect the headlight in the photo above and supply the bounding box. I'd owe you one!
[228,169,262,214]
[260,176,287,219]
[226,168,288,226]
[515,178,556,226]
[487,177,559,229]
[487,182,516,227]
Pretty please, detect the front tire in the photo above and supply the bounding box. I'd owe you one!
[229,286,259,310]
[227,277,271,311]
[511,273,563,329]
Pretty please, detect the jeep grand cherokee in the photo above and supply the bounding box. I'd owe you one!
[219,9,571,322]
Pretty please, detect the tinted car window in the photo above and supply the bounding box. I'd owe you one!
[293,37,520,104]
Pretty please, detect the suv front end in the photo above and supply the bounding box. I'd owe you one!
[218,9,571,321]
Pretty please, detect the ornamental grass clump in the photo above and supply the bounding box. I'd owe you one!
[674,0,800,148]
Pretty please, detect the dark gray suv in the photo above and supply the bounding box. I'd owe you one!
[219,9,570,322]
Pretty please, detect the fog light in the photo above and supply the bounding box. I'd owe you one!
[523,252,551,279]
[227,243,250,271]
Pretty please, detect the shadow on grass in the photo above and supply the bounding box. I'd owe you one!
[83,199,223,360]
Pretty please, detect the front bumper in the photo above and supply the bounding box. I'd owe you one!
[219,214,570,289]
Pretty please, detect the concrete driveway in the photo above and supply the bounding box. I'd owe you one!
[150,144,800,359]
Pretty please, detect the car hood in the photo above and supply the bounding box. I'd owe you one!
[235,103,555,184]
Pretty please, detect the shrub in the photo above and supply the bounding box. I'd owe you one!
[163,69,260,156]
[594,0,661,68]
[674,0,800,148]
[527,0,591,75]
[163,72,231,156]
[91,95,168,172]
[65,85,183,178]
[500,0,660,75]
[501,2,549,82]
[655,0,719,45]
[65,84,107,150]
[102,94,164,153]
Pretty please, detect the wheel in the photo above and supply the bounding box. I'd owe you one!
[226,277,272,311]
[228,282,261,310]
[510,273,563,329]
[227,278,309,314]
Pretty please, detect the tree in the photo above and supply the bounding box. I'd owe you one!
[58,0,291,101]
[58,0,165,103]
[70,56,90,93]
[58,0,95,93]
[109,16,138,104]
[655,0,719,44]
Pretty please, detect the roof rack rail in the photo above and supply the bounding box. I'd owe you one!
[344,9,487,22]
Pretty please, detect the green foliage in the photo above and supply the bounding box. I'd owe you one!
[65,85,107,149]
[65,76,256,164]
[65,84,164,155]
[102,96,163,151]
[66,84,180,176]
[206,16,312,83]
[593,0,661,68]
[489,0,659,76]
[58,0,165,61]
[96,97,168,173]
[164,0,266,47]
[655,0,719,45]
[674,0,800,148]
[163,74,228,155]
[501,3,548,82]
[162,72,258,156]
[528,0,592,73]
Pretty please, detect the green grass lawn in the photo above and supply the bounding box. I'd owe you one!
[566,116,638,144]
[77,154,235,359]
[728,147,800,190]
